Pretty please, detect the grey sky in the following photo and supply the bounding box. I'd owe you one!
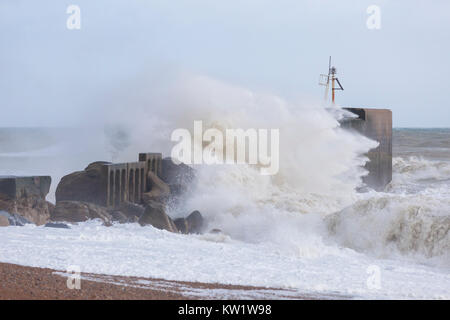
[1,0,449,127]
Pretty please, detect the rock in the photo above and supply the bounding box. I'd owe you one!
[173,218,186,233]
[51,201,89,222]
[0,198,42,225]
[44,222,70,229]
[209,228,222,234]
[47,201,55,216]
[0,210,31,226]
[174,210,204,234]
[8,197,51,225]
[161,157,195,199]
[117,201,145,218]
[186,210,203,233]
[121,201,145,218]
[0,176,52,225]
[161,158,195,185]
[109,211,130,224]
[55,162,111,207]
[142,171,171,203]
[9,213,31,226]
[0,213,9,226]
[51,201,112,225]
[109,201,144,223]
[138,200,178,232]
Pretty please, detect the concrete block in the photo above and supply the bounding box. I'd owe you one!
[0,175,51,200]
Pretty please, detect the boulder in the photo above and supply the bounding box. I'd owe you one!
[109,201,145,223]
[47,201,55,215]
[114,201,145,222]
[0,197,50,225]
[161,157,195,184]
[0,176,52,225]
[44,222,70,229]
[51,201,89,222]
[109,211,130,224]
[51,200,112,225]
[107,203,139,223]
[138,200,178,232]
[0,210,31,226]
[142,171,171,204]
[186,210,204,233]
[55,162,111,207]
[174,210,204,234]
[117,201,145,218]
[0,214,8,227]
[161,157,195,198]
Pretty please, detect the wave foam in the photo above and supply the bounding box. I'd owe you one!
[326,193,450,266]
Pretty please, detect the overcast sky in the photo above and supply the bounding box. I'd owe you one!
[1,0,449,127]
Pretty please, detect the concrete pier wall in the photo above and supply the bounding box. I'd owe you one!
[341,108,392,191]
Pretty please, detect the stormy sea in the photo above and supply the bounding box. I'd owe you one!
[0,77,449,299]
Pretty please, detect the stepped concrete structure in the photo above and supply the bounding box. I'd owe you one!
[55,152,180,210]
[106,153,162,208]
[341,108,392,191]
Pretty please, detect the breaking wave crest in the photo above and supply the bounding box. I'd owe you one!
[391,156,450,188]
[326,194,450,266]
[105,75,449,266]
[149,75,375,253]
[327,155,450,266]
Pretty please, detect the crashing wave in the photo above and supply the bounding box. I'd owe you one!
[326,193,450,266]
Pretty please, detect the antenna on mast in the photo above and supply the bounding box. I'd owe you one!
[319,56,344,105]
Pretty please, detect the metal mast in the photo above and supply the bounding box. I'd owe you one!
[319,56,344,105]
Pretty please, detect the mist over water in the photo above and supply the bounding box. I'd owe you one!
[0,75,449,267]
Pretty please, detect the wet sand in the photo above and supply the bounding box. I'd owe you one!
[0,262,327,300]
